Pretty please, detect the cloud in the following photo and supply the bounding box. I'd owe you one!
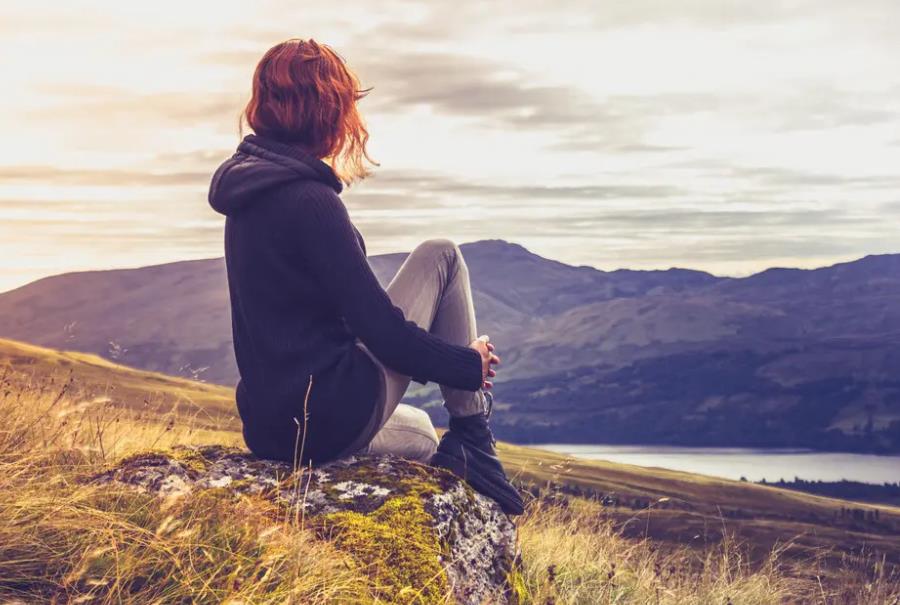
[350,169,682,203]
[349,51,681,153]
[664,159,900,191]
[731,166,900,190]
[25,86,245,134]
[508,0,900,36]
[0,166,210,187]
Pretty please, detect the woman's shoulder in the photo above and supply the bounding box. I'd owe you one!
[285,178,347,208]
[267,179,353,228]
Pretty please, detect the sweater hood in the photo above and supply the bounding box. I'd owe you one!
[208,134,343,216]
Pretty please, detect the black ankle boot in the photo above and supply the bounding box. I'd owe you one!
[430,396,524,515]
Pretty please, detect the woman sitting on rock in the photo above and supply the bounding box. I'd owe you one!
[208,38,523,515]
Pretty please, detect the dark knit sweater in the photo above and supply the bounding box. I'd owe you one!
[208,134,483,464]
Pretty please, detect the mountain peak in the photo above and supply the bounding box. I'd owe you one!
[461,239,532,255]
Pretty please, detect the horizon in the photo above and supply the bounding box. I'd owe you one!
[3,237,895,296]
[1,1,899,291]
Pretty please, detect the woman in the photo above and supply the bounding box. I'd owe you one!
[208,39,523,515]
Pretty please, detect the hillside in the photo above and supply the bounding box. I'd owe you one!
[1,241,899,451]
[2,336,898,575]
[0,336,238,434]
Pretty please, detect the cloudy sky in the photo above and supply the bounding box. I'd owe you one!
[1,1,898,292]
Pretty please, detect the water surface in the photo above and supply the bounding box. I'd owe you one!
[535,444,900,484]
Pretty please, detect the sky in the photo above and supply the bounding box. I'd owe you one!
[1,0,898,292]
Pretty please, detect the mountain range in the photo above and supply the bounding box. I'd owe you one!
[1,239,898,452]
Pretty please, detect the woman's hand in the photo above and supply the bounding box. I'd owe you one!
[469,334,500,389]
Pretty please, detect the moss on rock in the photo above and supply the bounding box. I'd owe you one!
[322,495,449,603]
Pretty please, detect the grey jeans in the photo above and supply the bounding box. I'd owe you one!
[352,238,488,462]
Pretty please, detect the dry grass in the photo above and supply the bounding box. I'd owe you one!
[0,369,372,604]
[497,441,900,542]
[516,497,899,604]
[1,343,898,604]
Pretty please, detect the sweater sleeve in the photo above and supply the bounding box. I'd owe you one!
[292,187,484,392]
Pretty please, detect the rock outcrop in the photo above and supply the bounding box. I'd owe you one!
[93,446,520,604]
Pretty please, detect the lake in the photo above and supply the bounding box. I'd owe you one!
[535,444,900,484]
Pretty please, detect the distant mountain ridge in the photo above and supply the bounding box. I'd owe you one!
[1,240,898,452]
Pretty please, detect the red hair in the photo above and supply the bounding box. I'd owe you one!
[242,39,377,185]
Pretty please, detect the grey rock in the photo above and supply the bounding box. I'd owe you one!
[93,445,519,605]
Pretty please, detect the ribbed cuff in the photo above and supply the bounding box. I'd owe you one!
[455,346,485,392]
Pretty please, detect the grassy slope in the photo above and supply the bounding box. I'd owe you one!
[499,442,900,566]
[3,336,898,568]
[0,337,238,431]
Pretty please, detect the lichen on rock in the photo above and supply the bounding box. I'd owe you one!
[93,445,519,605]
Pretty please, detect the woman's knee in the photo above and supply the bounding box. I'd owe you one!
[407,239,465,283]
[410,238,460,263]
